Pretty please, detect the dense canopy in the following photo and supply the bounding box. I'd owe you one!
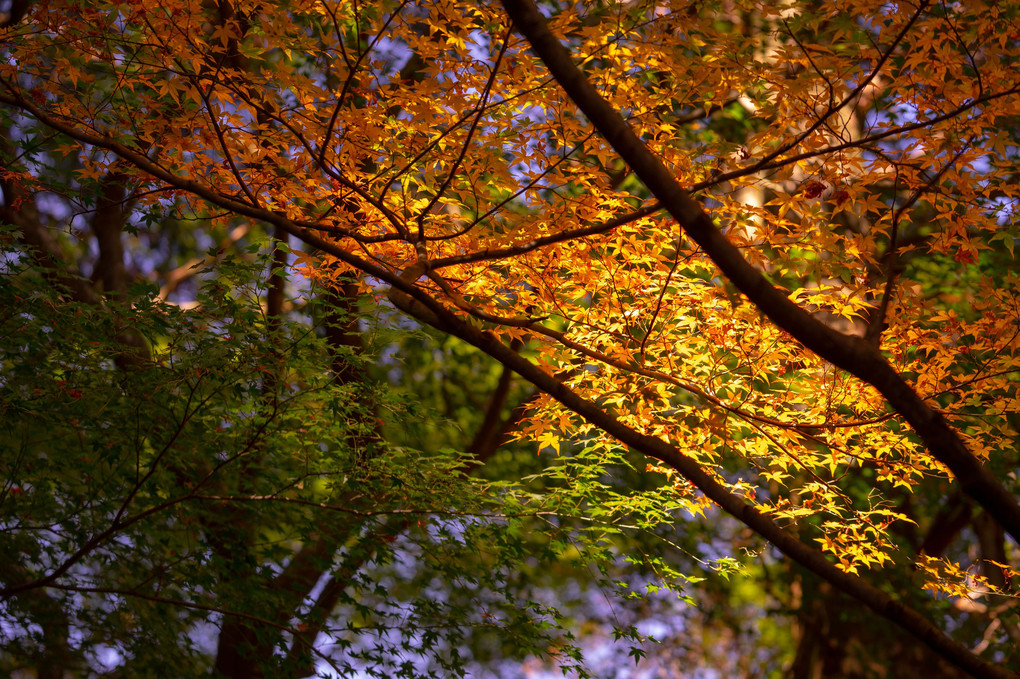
[1,0,1018,677]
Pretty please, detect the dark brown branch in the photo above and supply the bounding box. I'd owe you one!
[92,170,130,296]
[0,0,30,28]
[467,338,524,465]
[428,201,661,269]
[469,388,539,468]
[90,168,148,366]
[267,227,288,321]
[974,512,1009,592]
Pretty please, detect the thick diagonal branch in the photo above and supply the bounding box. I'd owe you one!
[498,0,1020,547]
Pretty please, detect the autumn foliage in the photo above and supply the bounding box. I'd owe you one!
[1,0,1019,677]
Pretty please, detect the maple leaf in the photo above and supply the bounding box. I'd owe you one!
[803,179,829,199]
[954,248,977,265]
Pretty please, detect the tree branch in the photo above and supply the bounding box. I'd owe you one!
[497,0,1020,548]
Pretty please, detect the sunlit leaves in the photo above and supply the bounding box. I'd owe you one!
[3,0,1019,641]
